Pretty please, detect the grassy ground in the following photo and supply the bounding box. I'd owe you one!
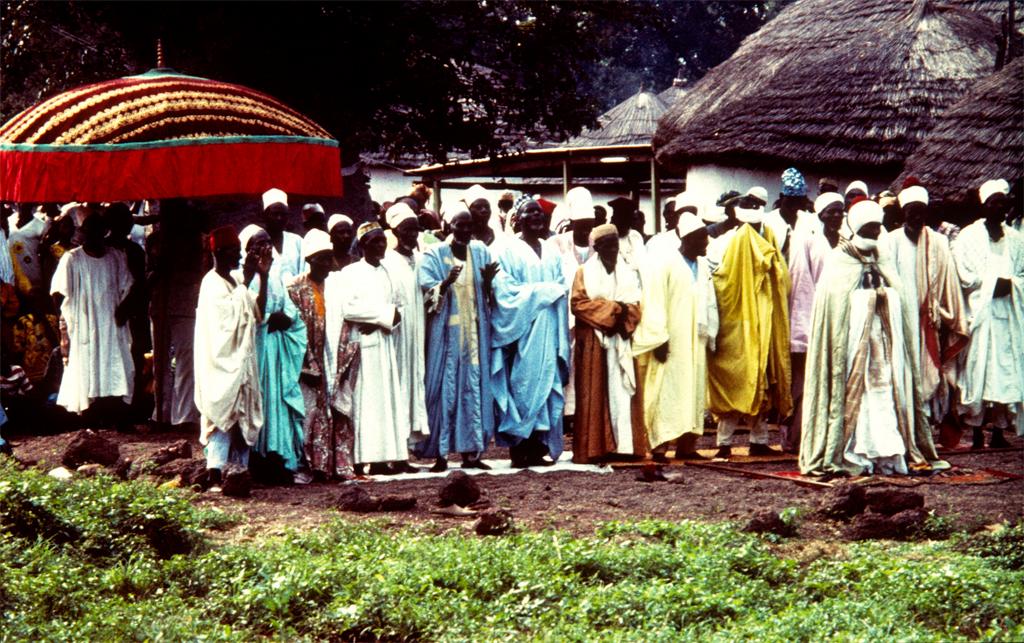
[1,460,1022,641]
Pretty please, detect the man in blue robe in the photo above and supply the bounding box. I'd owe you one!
[491,200,571,467]
[416,204,499,471]
[238,224,307,483]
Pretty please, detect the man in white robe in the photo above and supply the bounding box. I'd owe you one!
[882,184,969,422]
[50,213,134,427]
[549,187,597,427]
[194,226,266,486]
[953,179,1024,445]
[329,222,414,475]
[633,213,718,460]
[381,203,430,448]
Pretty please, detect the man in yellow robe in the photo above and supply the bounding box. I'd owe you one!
[707,190,792,459]
[633,214,718,459]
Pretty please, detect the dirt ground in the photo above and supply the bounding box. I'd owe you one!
[8,425,1023,542]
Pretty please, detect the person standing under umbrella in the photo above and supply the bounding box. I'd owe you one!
[238,224,307,483]
[50,213,135,431]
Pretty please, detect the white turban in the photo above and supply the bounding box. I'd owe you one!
[238,224,266,251]
[301,202,325,215]
[551,204,570,232]
[262,187,288,210]
[676,212,704,238]
[385,202,418,229]
[814,192,844,215]
[747,186,769,204]
[566,186,595,221]
[462,184,489,207]
[847,199,883,234]
[845,180,868,196]
[328,214,353,231]
[673,191,702,217]
[441,201,471,225]
[702,206,727,224]
[302,228,333,259]
[898,185,928,208]
[979,179,1010,205]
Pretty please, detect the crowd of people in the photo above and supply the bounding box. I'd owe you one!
[0,170,1021,488]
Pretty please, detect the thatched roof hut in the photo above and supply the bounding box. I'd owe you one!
[567,88,668,147]
[895,57,1023,204]
[654,0,1003,175]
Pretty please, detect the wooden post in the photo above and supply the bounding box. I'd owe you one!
[650,157,661,233]
[431,179,441,213]
[562,159,570,200]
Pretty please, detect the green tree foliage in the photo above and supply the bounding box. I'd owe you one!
[1,1,787,163]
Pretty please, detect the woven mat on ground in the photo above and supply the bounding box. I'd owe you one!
[773,467,1022,488]
[365,453,612,482]
[606,448,797,468]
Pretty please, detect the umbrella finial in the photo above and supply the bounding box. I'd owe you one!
[156,39,165,68]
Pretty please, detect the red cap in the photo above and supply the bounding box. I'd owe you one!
[901,176,921,189]
[209,225,239,252]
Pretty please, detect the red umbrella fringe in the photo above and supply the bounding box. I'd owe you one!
[0,140,342,202]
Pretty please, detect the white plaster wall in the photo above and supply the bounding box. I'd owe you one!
[367,165,421,205]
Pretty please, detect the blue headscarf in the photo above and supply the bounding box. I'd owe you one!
[781,167,806,197]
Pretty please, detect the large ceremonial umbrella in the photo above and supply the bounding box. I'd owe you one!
[0,68,342,202]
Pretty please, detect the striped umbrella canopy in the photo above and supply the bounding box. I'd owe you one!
[0,68,342,202]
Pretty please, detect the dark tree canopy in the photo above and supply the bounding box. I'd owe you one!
[1,1,787,164]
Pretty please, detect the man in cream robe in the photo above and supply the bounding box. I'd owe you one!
[800,200,946,476]
[329,222,413,474]
[571,224,645,463]
[953,179,1024,445]
[707,189,792,458]
[194,226,265,483]
[382,202,430,445]
[633,214,718,459]
[882,185,969,422]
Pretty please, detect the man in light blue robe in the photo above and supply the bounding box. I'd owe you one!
[238,225,307,480]
[416,205,499,471]
[491,200,571,467]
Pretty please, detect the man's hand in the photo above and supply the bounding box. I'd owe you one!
[442,265,463,289]
[114,303,129,327]
[653,341,670,363]
[993,277,1012,298]
[267,311,292,332]
[481,262,500,287]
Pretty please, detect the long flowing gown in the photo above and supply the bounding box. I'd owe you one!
[491,237,570,460]
[570,256,646,463]
[415,241,495,458]
[632,250,717,448]
[50,248,134,413]
[243,261,307,472]
[334,259,409,464]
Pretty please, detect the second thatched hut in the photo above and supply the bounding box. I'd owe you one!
[653,0,1004,207]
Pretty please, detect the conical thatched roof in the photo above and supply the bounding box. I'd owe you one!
[654,0,1003,172]
[657,76,689,108]
[568,88,668,148]
[895,57,1023,202]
